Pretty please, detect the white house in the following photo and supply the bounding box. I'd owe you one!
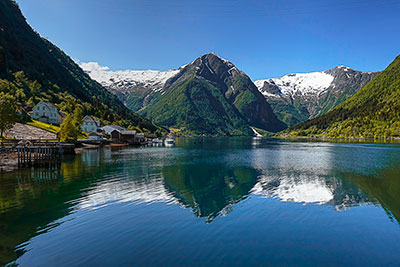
[81,115,100,133]
[87,132,104,141]
[32,101,64,124]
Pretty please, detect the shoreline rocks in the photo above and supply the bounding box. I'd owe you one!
[0,151,18,173]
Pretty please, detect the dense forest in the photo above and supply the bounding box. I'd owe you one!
[285,55,400,139]
[0,0,161,134]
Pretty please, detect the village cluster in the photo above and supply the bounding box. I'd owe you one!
[31,101,166,145]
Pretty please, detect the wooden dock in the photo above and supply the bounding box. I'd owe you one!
[17,146,62,168]
[0,138,76,172]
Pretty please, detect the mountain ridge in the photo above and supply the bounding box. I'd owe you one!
[82,59,379,130]
[285,55,400,138]
[139,53,287,136]
[254,66,379,126]
[79,61,181,108]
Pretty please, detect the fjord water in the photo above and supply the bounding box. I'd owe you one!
[1,139,400,266]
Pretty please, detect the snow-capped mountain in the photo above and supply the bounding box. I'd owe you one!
[140,52,286,135]
[79,62,181,108]
[80,60,379,129]
[254,71,334,97]
[79,54,286,135]
[254,66,379,126]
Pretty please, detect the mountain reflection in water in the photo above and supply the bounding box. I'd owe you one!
[1,138,400,265]
[163,164,259,222]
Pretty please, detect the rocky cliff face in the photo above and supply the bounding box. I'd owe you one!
[255,66,379,126]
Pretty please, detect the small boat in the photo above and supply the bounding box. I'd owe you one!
[151,138,163,146]
[152,138,163,144]
[164,137,176,146]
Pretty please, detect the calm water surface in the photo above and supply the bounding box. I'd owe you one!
[1,138,400,266]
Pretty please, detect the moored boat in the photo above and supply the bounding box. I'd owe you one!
[153,138,163,144]
[164,137,176,146]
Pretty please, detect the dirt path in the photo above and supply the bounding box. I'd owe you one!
[1,124,57,173]
[5,123,57,140]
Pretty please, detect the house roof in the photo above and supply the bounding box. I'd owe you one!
[83,115,100,126]
[35,101,57,110]
[83,115,96,122]
[119,130,137,135]
[101,125,126,132]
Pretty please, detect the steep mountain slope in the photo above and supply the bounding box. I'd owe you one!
[0,0,158,132]
[79,62,180,111]
[255,66,379,126]
[286,55,400,138]
[138,53,287,136]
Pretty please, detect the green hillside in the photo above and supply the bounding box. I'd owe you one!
[141,77,252,136]
[140,53,287,136]
[0,0,159,133]
[285,55,400,139]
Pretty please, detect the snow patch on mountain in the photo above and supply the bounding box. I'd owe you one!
[337,65,350,71]
[255,71,334,96]
[79,61,180,92]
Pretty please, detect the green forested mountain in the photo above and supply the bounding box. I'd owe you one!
[0,0,159,133]
[139,53,286,136]
[285,55,400,138]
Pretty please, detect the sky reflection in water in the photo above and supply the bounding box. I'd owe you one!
[1,138,400,266]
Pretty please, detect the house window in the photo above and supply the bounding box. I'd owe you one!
[43,106,45,110]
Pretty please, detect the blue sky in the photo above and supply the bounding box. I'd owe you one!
[17,0,400,80]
